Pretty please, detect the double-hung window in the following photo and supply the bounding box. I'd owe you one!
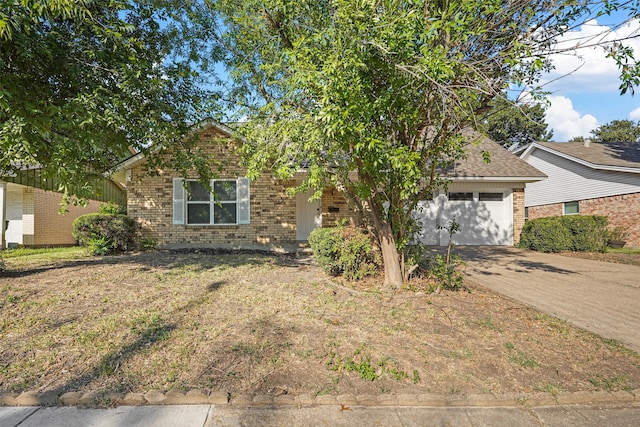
[173,178,250,225]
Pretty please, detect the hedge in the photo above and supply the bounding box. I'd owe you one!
[519,215,609,253]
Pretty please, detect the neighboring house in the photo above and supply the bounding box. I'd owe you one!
[0,168,126,249]
[519,141,640,247]
[115,122,545,251]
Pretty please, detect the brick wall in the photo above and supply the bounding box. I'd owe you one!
[580,193,640,247]
[32,188,103,246]
[321,187,360,228]
[512,188,525,245]
[527,193,640,248]
[527,203,563,219]
[21,186,34,245]
[127,126,299,248]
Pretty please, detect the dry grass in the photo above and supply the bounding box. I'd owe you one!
[560,248,640,266]
[1,248,639,401]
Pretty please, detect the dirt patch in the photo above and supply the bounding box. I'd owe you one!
[1,250,639,401]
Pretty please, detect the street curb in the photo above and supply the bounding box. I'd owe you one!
[0,389,639,408]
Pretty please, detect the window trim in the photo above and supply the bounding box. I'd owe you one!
[173,178,250,226]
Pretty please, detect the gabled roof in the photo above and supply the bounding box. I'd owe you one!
[114,120,236,172]
[449,133,547,182]
[520,141,640,174]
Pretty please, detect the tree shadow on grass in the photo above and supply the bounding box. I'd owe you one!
[1,248,306,279]
[27,277,232,398]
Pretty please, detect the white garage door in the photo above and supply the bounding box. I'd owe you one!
[414,191,513,246]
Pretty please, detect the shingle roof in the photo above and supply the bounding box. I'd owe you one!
[448,132,547,180]
[535,141,640,169]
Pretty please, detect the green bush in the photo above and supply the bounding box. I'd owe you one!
[426,253,465,291]
[308,227,343,275]
[72,213,136,255]
[561,215,609,252]
[98,201,127,215]
[519,215,609,253]
[309,226,381,280]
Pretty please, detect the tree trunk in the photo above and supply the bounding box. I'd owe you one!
[369,198,403,288]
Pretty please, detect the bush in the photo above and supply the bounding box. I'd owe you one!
[561,215,609,252]
[426,253,465,291]
[403,243,466,292]
[72,213,136,255]
[98,201,127,215]
[309,226,381,280]
[519,215,609,253]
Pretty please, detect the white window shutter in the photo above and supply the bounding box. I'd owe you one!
[236,177,250,224]
[173,178,185,225]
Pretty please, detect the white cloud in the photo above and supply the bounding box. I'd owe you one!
[542,19,640,93]
[545,96,599,141]
[629,107,640,120]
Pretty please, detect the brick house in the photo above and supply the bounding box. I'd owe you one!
[519,141,640,247]
[0,170,126,249]
[115,122,545,250]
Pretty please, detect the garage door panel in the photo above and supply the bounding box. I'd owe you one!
[414,191,513,246]
[413,200,438,245]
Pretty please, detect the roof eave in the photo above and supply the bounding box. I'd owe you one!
[449,176,547,183]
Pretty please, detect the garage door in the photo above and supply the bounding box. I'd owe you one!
[414,191,513,246]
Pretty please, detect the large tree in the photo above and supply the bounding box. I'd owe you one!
[0,0,219,199]
[186,0,640,287]
[482,93,553,150]
[591,119,640,142]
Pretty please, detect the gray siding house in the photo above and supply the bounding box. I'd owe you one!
[519,141,640,247]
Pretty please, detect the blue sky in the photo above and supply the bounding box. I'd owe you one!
[537,14,640,141]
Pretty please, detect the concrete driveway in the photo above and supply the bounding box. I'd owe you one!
[456,246,640,354]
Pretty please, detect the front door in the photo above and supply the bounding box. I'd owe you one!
[296,190,322,241]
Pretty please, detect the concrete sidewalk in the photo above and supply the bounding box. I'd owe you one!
[458,246,640,354]
[2,404,640,426]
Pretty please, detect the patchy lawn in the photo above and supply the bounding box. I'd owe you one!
[1,248,639,402]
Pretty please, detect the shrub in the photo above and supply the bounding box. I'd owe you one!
[308,227,343,275]
[561,215,609,252]
[72,213,136,255]
[309,226,381,280]
[519,217,572,252]
[519,215,609,253]
[98,201,127,215]
[426,253,465,291]
[139,238,158,251]
[403,243,466,292]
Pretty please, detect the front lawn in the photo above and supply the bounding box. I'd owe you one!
[1,248,639,403]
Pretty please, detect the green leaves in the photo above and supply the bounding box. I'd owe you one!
[1,0,219,198]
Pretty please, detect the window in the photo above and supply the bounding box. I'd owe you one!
[479,192,503,202]
[173,178,250,225]
[524,207,529,221]
[448,192,474,201]
[564,201,579,215]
